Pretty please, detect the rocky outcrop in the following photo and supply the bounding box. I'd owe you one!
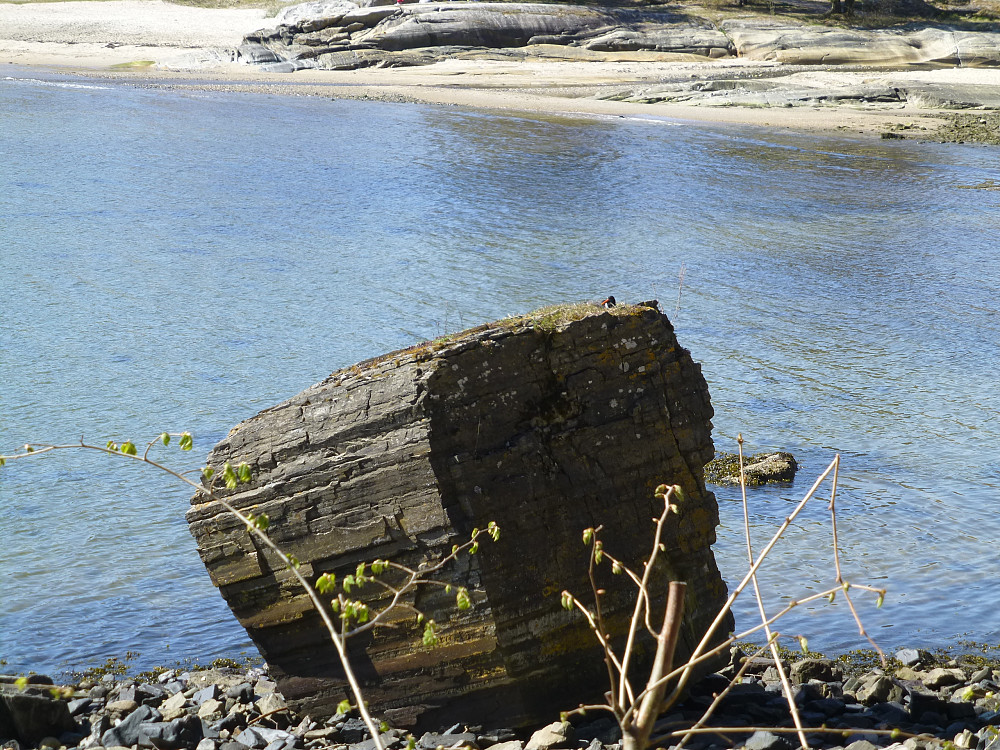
[186,302,732,729]
[234,1,1000,72]
[723,18,1000,67]
[235,2,734,71]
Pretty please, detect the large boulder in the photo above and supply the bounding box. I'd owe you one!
[186,302,732,729]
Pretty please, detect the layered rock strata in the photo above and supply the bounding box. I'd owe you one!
[186,302,732,729]
[234,2,1000,72]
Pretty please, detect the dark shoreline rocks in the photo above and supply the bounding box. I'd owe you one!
[4,649,1000,750]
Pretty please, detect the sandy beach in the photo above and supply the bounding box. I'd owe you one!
[3,0,999,138]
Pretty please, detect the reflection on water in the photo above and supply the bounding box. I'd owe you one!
[1,68,999,676]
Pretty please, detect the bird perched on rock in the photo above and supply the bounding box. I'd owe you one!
[600,296,617,308]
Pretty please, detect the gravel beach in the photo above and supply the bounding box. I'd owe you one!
[4,649,1000,750]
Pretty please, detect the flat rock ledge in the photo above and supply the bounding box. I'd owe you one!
[186,302,731,729]
[3,649,1000,750]
[233,2,1000,72]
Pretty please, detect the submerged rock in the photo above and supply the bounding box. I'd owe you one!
[187,302,732,728]
[705,451,798,486]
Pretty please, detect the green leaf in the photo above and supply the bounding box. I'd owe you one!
[456,587,471,611]
[316,573,336,594]
[24,445,34,453]
[120,441,137,456]
[14,676,28,691]
[877,592,885,608]
[798,636,809,654]
[451,544,459,555]
[160,433,171,447]
[582,528,594,546]
[594,541,604,565]
[422,620,438,648]
[561,591,573,611]
[355,563,366,581]
[254,513,269,531]
[237,462,252,483]
[487,521,500,541]
[343,575,354,593]
[612,561,623,575]
[654,484,669,498]
[357,604,369,623]
[445,584,452,594]
[179,432,193,451]
[0,456,6,468]
[288,555,300,569]
[469,541,479,555]
[379,722,390,733]
[672,484,685,501]
[371,560,387,574]
[827,591,836,604]
[407,735,417,750]
[223,462,237,490]
[106,441,118,451]
[202,466,215,482]
[337,699,351,715]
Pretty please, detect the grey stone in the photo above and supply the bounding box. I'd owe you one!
[924,668,965,688]
[856,675,893,705]
[235,727,295,750]
[845,741,879,750]
[194,686,222,706]
[484,743,524,750]
[0,689,79,745]
[67,698,92,716]
[197,699,225,721]
[896,649,932,667]
[197,739,218,750]
[106,699,140,714]
[348,730,403,750]
[743,730,791,750]
[791,658,843,685]
[102,705,160,748]
[140,715,203,750]
[525,722,573,750]
[255,693,286,716]
[339,718,370,743]
[419,732,477,749]
[225,684,254,704]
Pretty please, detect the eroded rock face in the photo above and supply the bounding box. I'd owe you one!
[235,2,734,71]
[234,2,1000,72]
[186,303,732,729]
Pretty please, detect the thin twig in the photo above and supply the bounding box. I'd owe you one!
[737,435,809,750]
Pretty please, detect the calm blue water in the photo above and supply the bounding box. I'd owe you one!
[2,67,999,678]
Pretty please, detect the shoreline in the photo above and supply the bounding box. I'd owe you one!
[0,58,957,141]
[5,0,1000,141]
[3,649,1000,750]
